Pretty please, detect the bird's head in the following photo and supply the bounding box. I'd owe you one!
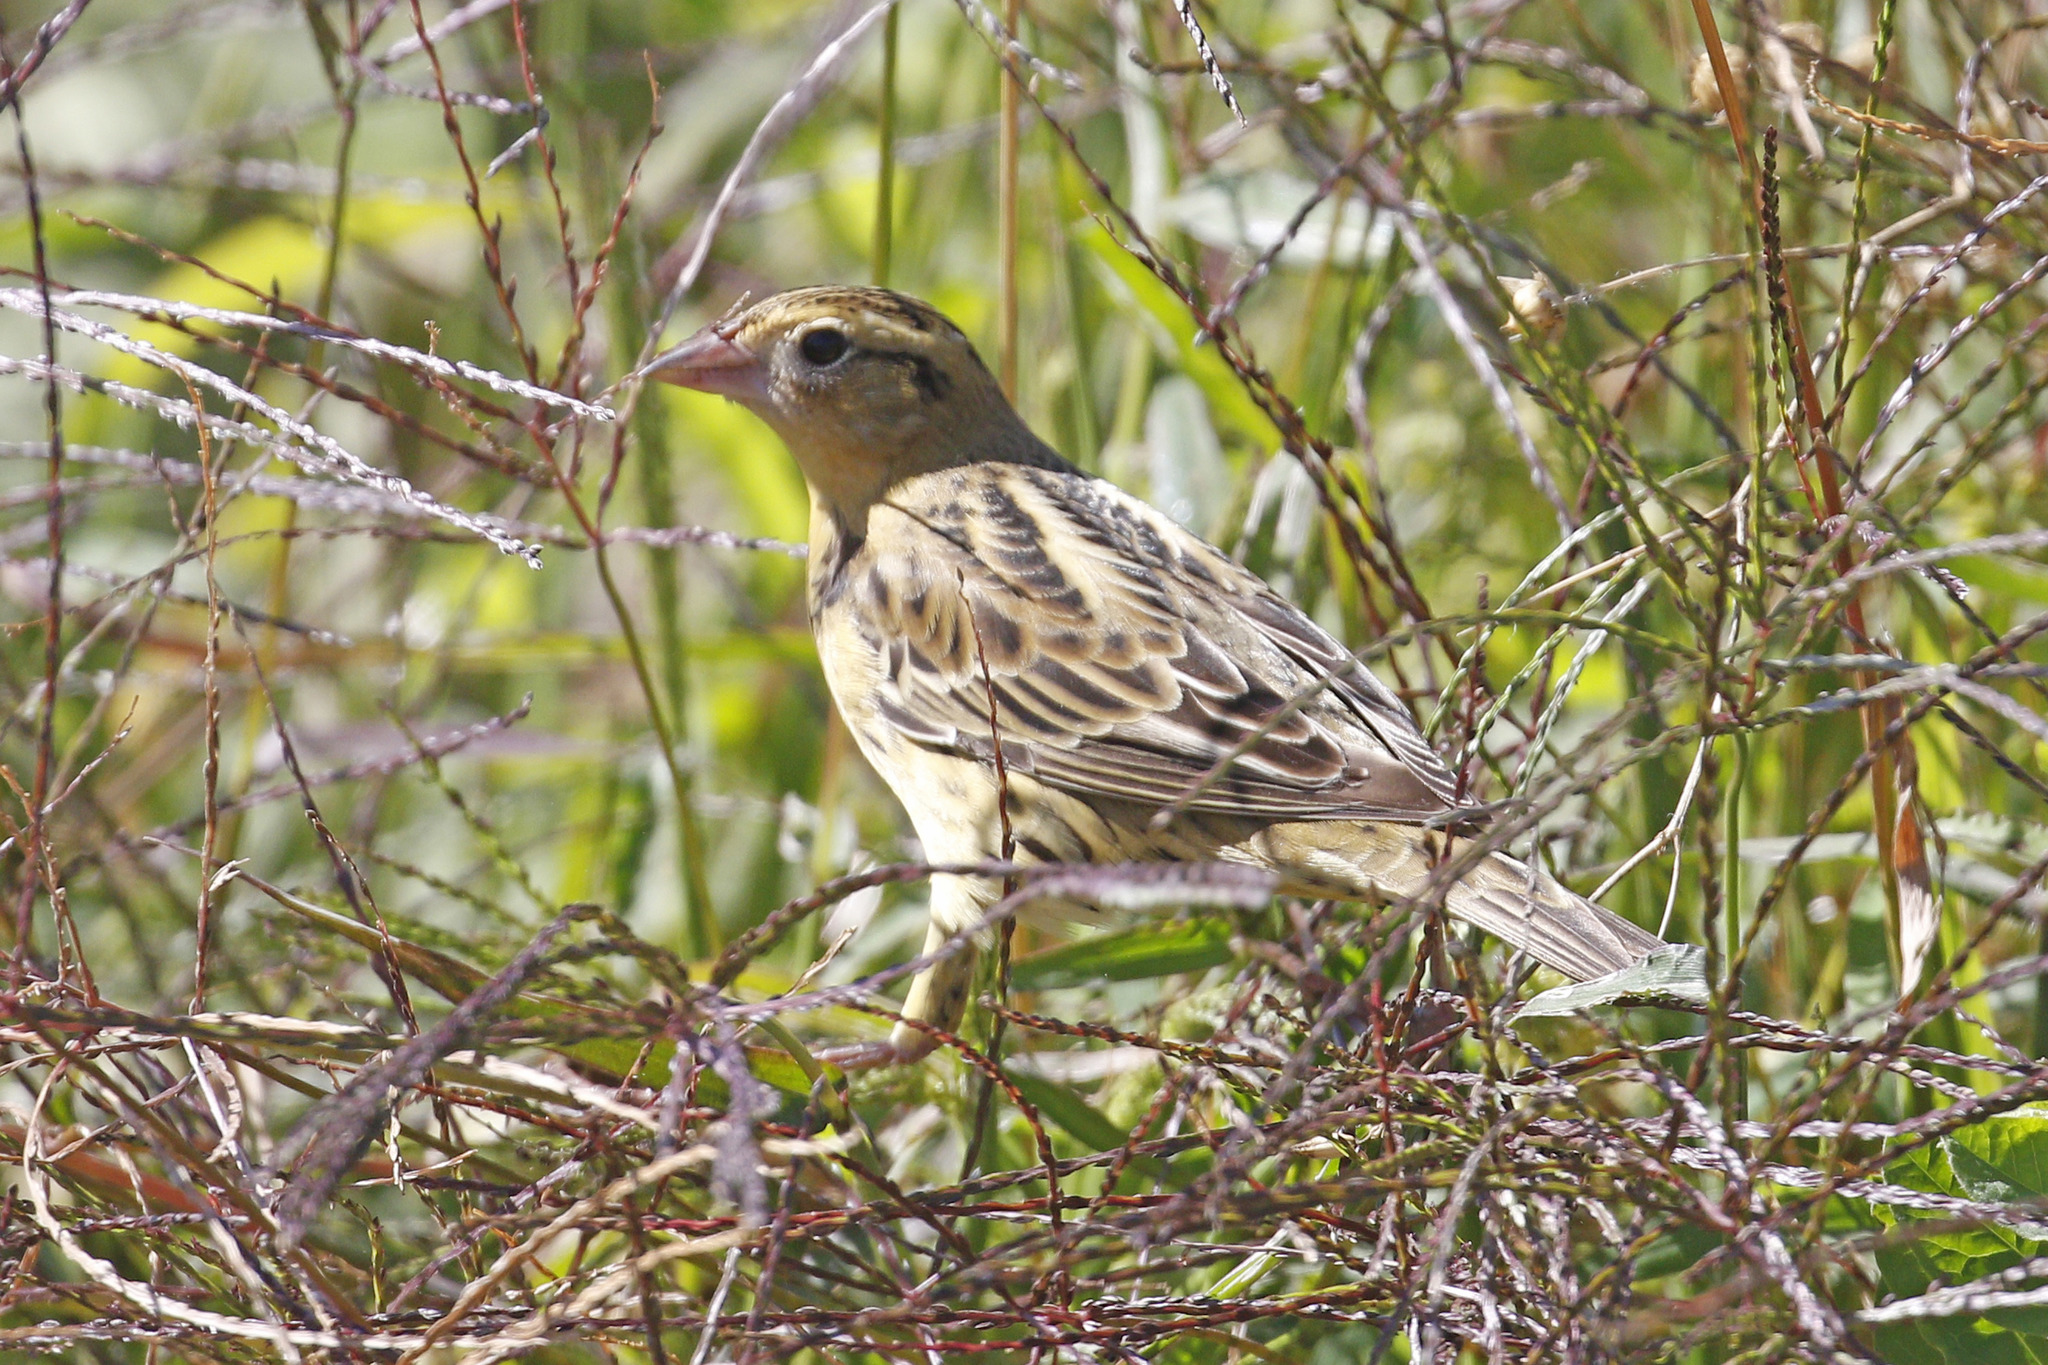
[640,286,1040,526]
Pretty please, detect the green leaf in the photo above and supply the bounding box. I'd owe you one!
[745,1043,830,1100]
[1948,1111,2048,1208]
[260,885,490,1004]
[1075,219,1281,446]
[1630,1222,1724,1281]
[1514,943,1710,1017]
[1879,1137,2019,1273]
[1870,1233,2045,1364]
[1906,1318,2042,1365]
[1874,1117,2048,1338]
[1308,1325,1399,1365]
[1008,1069,1137,1156]
[1011,919,1235,991]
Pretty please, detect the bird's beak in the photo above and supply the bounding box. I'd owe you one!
[636,326,762,401]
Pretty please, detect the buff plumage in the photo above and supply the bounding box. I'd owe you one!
[644,286,1664,1057]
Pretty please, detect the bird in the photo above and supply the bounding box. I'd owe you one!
[641,285,1666,1058]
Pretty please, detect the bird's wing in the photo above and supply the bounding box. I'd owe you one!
[849,462,1471,824]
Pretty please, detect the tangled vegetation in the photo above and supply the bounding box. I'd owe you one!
[1,0,2047,1360]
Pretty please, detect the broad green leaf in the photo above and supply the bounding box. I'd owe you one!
[746,1042,830,1099]
[1948,1113,2048,1335]
[1075,219,1282,446]
[1876,1121,2048,1339]
[1892,1316,2042,1365]
[1877,1138,2015,1273]
[1629,1222,1724,1281]
[1011,919,1234,991]
[1008,1069,1137,1157]
[1948,1111,2048,1209]
[1515,943,1709,1017]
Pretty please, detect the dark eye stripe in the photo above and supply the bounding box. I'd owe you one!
[864,348,950,401]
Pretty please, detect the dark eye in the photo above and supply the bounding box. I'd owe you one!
[799,327,850,366]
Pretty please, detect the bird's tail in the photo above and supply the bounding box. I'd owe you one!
[886,831,1667,1057]
[1441,849,1665,981]
[1257,821,1664,982]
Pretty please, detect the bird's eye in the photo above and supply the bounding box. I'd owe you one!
[799,327,850,366]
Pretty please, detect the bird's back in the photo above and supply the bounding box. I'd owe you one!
[811,457,1478,839]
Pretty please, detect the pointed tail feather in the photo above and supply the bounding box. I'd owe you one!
[1444,851,1665,981]
[1257,822,1665,982]
[883,828,1666,1060]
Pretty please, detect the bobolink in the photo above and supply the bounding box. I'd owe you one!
[645,286,1664,1055]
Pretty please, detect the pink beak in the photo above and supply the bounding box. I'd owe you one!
[637,324,762,401]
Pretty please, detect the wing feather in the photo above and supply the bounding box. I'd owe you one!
[857,463,1472,825]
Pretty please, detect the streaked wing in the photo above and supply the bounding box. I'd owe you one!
[854,462,1470,825]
